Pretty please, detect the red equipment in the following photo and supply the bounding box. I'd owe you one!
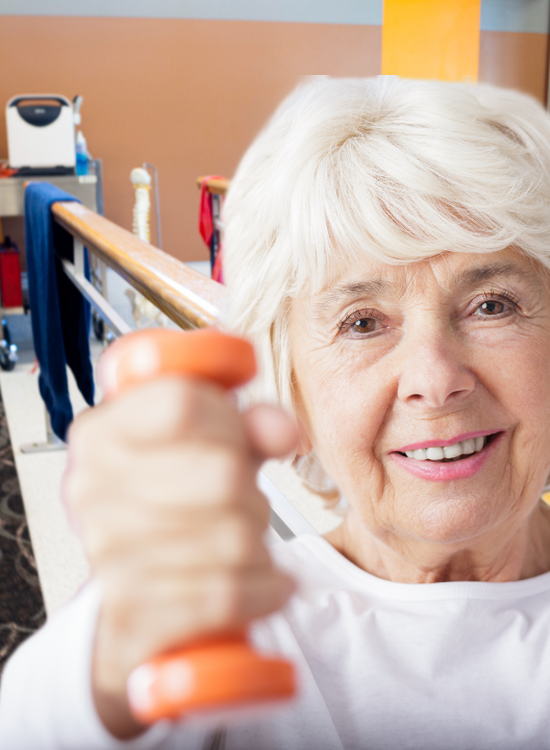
[0,236,22,308]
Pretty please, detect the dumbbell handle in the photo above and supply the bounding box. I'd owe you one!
[102,328,295,724]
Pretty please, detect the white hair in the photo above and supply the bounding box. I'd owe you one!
[223,76,550,418]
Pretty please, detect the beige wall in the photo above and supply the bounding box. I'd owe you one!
[479,30,549,103]
[0,16,547,265]
[0,16,381,263]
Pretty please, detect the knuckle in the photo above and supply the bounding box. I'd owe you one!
[152,378,209,437]
[85,531,110,566]
[80,508,138,568]
[163,379,198,431]
[63,462,98,512]
[82,522,120,566]
[67,406,100,456]
[66,406,123,490]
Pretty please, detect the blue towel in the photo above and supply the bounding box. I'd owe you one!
[24,183,94,441]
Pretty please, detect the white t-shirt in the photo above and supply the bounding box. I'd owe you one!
[3,534,550,749]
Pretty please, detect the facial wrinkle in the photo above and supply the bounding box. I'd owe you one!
[314,279,392,315]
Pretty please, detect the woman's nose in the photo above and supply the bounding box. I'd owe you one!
[396,331,476,409]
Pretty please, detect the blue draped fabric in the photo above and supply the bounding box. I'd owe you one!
[24,183,94,440]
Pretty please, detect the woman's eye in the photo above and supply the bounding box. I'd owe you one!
[474,295,517,318]
[351,318,378,333]
[338,311,386,337]
[478,300,506,315]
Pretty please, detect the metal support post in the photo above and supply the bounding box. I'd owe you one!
[20,407,67,454]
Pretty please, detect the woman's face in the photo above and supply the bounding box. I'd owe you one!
[289,248,550,551]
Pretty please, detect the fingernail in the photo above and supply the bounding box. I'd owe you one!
[99,339,162,398]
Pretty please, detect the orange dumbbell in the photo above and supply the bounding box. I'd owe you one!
[101,327,296,725]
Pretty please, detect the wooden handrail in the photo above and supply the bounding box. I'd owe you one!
[196,176,231,196]
[52,201,224,330]
[47,196,332,546]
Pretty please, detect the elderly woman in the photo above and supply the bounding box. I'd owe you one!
[4,76,550,749]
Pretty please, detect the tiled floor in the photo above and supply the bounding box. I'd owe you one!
[0,263,340,616]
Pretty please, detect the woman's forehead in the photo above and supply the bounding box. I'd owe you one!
[326,248,541,294]
[299,248,548,316]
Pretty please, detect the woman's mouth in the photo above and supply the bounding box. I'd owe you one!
[400,435,489,462]
[390,432,503,481]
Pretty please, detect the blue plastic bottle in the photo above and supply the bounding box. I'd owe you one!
[75,131,88,176]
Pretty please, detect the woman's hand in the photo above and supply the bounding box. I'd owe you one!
[64,373,297,737]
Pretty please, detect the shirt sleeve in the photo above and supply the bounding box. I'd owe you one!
[0,581,208,750]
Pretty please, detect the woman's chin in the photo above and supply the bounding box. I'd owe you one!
[394,492,508,546]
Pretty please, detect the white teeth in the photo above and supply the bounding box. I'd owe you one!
[443,443,462,459]
[462,439,475,454]
[403,436,487,462]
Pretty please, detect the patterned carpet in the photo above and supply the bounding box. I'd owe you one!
[0,384,45,674]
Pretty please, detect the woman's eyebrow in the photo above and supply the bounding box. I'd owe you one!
[314,262,540,316]
[316,279,391,311]
[456,261,540,288]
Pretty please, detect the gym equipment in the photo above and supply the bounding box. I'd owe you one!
[102,327,296,724]
[6,95,76,174]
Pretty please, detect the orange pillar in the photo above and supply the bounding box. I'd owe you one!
[382,0,481,82]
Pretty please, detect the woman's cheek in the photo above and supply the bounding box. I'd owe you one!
[473,328,550,478]
[476,327,550,420]
[305,365,390,484]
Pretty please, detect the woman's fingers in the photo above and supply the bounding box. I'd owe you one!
[95,566,295,695]
[85,508,272,574]
[70,376,248,449]
[67,442,271,524]
[64,373,297,709]
[243,404,299,460]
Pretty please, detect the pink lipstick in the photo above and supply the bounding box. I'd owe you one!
[390,432,504,482]
[396,430,498,454]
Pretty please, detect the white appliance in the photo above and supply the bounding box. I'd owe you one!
[6,94,76,174]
